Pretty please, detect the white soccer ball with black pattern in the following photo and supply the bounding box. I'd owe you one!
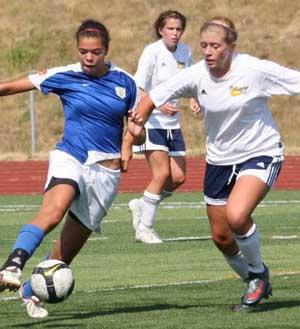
[30,259,75,303]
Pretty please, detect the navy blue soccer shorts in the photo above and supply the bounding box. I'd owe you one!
[204,155,284,205]
[133,128,186,156]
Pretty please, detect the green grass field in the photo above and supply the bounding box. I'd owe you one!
[0,191,300,328]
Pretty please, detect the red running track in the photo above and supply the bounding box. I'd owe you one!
[0,157,299,194]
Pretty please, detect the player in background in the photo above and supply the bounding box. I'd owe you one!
[128,16,300,310]
[0,19,140,318]
[124,10,200,244]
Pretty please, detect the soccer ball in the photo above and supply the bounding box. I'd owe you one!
[30,259,75,304]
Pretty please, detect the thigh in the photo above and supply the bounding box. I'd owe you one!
[30,184,76,232]
[166,155,186,190]
[50,213,92,265]
[207,204,231,237]
[206,204,238,255]
[41,184,76,210]
[169,156,186,178]
[227,175,269,224]
[226,155,280,232]
[145,150,171,193]
[145,150,171,176]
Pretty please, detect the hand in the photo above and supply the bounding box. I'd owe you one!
[121,147,132,172]
[189,98,202,116]
[121,145,132,173]
[158,102,179,116]
[127,111,145,137]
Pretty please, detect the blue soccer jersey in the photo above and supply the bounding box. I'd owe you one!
[29,62,138,164]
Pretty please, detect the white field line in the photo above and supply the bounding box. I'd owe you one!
[272,235,298,239]
[102,216,208,224]
[2,270,300,302]
[0,199,299,212]
[0,199,299,242]
[85,270,300,293]
[2,235,295,243]
[83,235,300,242]
[163,236,211,242]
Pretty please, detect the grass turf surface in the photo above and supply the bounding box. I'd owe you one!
[0,191,300,328]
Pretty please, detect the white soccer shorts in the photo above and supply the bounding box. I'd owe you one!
[45,150,120,232]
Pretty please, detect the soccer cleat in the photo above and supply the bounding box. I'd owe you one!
[128,198,142,231]
[135,225,163,244]
[19,283,48,318]
[0,266,22,292]
[241,264,272,306]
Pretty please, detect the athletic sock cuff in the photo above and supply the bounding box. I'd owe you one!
[234,223,257,240]
[143,190,163,204]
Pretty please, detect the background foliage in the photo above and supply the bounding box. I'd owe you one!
[1,0,300,159]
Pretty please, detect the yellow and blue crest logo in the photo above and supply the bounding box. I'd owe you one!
[230,86,249,97]
[115,87,126,99]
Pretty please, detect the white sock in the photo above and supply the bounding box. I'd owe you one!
[140,191,162,227]
[234,223,264,273]
[224,251,249,281]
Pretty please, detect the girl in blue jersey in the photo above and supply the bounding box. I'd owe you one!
[128,16,300,311]
[0,19,139,318]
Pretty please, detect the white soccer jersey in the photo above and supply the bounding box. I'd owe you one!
[135,39,194,129]
[150,52,300,165]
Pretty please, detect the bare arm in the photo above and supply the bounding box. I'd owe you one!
[129,94,155,137]
[189,98,202,116]
[121,125,146,172]
[121,129,134,173]
[139,88,179,117]
[0,77,36,96]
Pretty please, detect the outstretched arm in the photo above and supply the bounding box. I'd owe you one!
[0,77,36,96]
[128,94,155,137]
[189,98,202,116]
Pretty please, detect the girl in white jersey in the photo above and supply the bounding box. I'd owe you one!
[0,19,139,318]
[129,16,300,310]
[125,10,200,244]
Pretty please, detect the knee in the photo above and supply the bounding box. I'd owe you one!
[211,232,237,254]
[226,206,248,230]
[153,168,171,184]
[51,207,66,223]
[172,172,186,188]
[38,204,67,228]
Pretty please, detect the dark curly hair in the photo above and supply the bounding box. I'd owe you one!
[76,19,110,50]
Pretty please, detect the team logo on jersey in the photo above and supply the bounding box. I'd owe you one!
[230,85,249,97]
[177,61,186,69]
[115,87,126,99]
